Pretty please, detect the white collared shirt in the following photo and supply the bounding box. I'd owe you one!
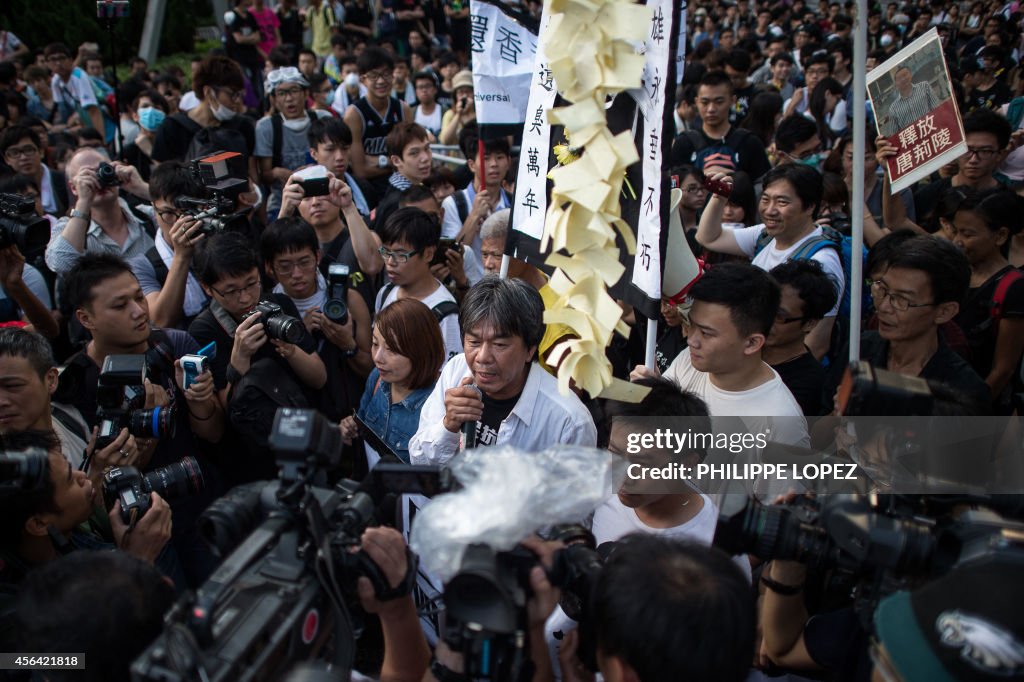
[409,353,597,466]
[45,198,154,275]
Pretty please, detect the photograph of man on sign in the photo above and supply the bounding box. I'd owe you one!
[867,28,967,193]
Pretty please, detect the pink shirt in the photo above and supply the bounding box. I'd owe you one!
[250,7,280,56]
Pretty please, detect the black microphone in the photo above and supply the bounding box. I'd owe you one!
[462,383,481,450]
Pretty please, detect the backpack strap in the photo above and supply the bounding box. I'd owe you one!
[128,204,158,240]
[272,113,283,169]
[753,227,773,257]
[991,269,1024,327]
[431,301,460,322]
[453,190,470,225]
[788,226,842,261]
[683,129,707,154]
[379,282,397,311]
[51,404,89,444]
[318,232,350,278]
[171,111,202,135]
[145,246,169,287]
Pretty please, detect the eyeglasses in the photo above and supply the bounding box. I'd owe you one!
[964,147,999,159]
[272,256,317,275]
[210,279,261,302]
[869,280,936,312]
[364,70,393,83]
[378,246,421,264]
[682,184,707,195]
[274,86,304,99]
[216,87,245,103]
[155,207,184,224]
[3,145,39,159]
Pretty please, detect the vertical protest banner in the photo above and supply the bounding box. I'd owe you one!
[510,8,554,242]
[867,28,966,194]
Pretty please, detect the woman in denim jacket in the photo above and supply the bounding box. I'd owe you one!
[341,298,445,464]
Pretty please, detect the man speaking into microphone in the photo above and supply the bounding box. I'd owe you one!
[409,276,597,465]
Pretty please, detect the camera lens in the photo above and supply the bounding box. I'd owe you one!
[129,405,177,440]
[142,456,206,502]
[265,314,304,344]
[323,298,349,325]
[0,215,50,260]
[198,481,266,558]
[96,162,120,188]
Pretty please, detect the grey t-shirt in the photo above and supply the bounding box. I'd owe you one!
[254,110,333,215]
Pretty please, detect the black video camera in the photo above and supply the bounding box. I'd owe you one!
[714,493,1024,628]
[0,193,50,259]
[323,263,349,325]
[103,456,205,526]
[132,407,452,682]
[176,151,250,235]
[243,300,304,344]
[0,451,49,496]
[95,355,175,449]
[443,524,605,679]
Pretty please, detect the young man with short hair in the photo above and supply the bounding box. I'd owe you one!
[391,57,415,104]
[768,52,796,100]
[440,129,511,261]
[764,260,838,416]
[377,207,463,361]
[632,262,809,449]
[373,121,435,230]
[127,162,210,330]
[342,47,413,190]
[412,71,444,138]
[261,217,372,418]
[696,164,843,359]
[0,125,68,216]
[330,53,367,115]
[783,51,832,116]
[724,49,756,124]
[189,231,326,410]
[306,116,375,218]
[824,236,991,410]
[255,67,332,218]
[773,114,822,167]
[670,70,771,180]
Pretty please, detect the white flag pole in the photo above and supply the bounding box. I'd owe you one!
[849,0,867,366]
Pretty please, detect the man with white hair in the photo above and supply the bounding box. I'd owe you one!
[45,147,155,276]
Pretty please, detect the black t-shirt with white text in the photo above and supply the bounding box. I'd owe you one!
[475,390,522,447]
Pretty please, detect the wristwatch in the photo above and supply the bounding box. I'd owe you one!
[69,208,91,222]
[377,154,389,168]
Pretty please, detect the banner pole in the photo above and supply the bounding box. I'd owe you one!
[645,318,657,371]
[849,0,868,366]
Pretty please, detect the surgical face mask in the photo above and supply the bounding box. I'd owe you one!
[282,116,311,131]
[344,72,360,89]
[137,106,165,131]
[880,34,893,47]
[796,152,822,170]
[211,100,237,122]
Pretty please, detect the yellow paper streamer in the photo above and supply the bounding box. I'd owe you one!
[539,0,651,403]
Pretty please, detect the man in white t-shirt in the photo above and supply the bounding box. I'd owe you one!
[633,263,809,454]
[375,206,462,360]
[696,164,843,360]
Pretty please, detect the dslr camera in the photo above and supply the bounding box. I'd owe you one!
[323,263,349,325]
[103,456,205,526]
[243,300,304,344]
[0,193,50,259]
[95,355,175,450]
[175,151,250,235]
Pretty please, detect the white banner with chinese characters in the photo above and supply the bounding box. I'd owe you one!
[866,29,966,194]
[469,0,538,125]
[629,0,675,301]
[676,0,687,83]
[510,9,554,241]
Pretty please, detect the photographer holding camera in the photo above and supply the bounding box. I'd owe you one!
[0,430,173,646]
[260,217,372,420]
[127,162,211,331]
[56,254,223,586]
[44,147,155,277]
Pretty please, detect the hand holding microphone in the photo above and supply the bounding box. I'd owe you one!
[442,376,484,441]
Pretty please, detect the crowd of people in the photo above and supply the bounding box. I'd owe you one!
[0,0,1023,679]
